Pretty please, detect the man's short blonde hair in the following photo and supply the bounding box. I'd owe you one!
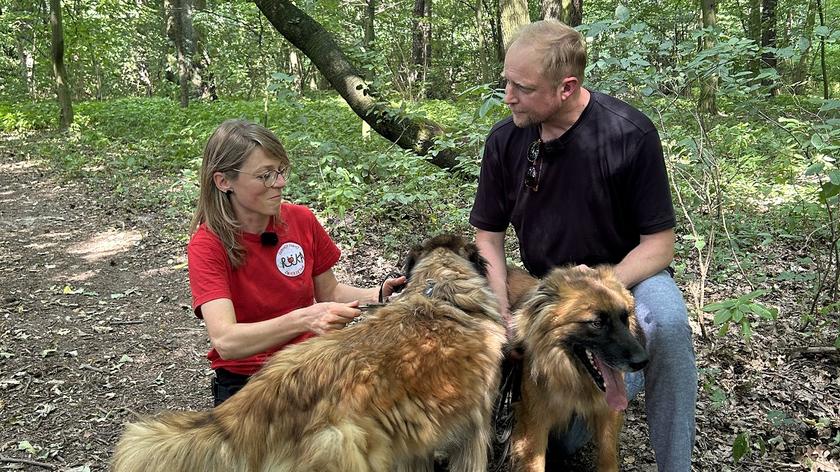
[509,20,587,85]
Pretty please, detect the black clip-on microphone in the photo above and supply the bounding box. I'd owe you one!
[260,231,278,246]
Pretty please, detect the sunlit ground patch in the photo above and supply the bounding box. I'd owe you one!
[68,229,142,262]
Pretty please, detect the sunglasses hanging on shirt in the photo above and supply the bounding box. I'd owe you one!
[525,139,542,192]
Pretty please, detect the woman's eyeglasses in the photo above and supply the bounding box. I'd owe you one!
[525,139,542,192]
[232,167,289,188]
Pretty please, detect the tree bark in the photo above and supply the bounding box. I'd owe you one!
[363,0,376,48]
[760,0,779,95]
[166,0,192,107]
[254,0,455,169]
[411,0,432,98]
[747,0,761,72]
[49,0,73,130]
[190,1,217,100]
[499,0,529,53]
[15,7,36,98]
[792,0,815,93]
[816,0,829,99]
[699,0,718,114]
[540,0,582,27]
[475,0,492,82]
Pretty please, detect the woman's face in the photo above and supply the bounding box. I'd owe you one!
[215,147,287,232]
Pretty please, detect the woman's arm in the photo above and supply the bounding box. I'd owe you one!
[314,269,406,304]
[202,269,406,360]
[201,296,360,360]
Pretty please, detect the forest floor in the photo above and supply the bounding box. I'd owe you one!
[0,131,838,472]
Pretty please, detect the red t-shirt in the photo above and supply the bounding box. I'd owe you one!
[187,203,341,375]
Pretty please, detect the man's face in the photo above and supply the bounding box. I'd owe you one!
[502,42,563,128]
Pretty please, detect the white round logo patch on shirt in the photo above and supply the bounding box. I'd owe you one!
[276,242,305,277]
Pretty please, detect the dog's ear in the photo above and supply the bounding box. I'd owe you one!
[465,243,489,277]
[402,246,421,281]
[520,279,554,319]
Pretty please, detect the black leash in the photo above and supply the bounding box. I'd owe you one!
[378,271,406,303]
[489,346,524,471]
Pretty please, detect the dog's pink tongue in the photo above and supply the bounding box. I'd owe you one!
[594,357,628,411]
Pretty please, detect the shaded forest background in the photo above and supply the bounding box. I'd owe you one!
[0,0,838,469]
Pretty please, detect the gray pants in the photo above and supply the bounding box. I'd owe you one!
[547,270,697,471]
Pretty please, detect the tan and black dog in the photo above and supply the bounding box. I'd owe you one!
[506,265,649,472]
[112,234,506,472]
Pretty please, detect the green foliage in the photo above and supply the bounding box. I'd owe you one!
[425,83,507,178]
[704,291,779,339]
[732,432,751,463]
[1,0,838,344]
[700,368,727,410]
[0,95,477,250]
[732,410,805,463]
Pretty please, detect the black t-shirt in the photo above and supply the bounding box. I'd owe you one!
[469,90,675,277]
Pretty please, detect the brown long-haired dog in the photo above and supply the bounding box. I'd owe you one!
[506,266,649,472]
[111,234,506,472]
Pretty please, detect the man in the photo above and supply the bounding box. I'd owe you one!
[469,20,696,470]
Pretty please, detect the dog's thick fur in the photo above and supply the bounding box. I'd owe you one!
[111,234,506,472]
[506,266,649,472]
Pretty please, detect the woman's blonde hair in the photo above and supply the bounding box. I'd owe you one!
[190,119,289,268]
[510,19,587,85]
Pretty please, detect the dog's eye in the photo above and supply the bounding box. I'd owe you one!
[589,319,602,329]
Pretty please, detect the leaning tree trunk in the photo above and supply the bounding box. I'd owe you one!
[499,0,529,53]
[49,0,72,130]
[540,0,582,27]
[699,0,718,114]
[254,0,456,169]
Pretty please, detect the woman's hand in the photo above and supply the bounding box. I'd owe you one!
[299,301,361,335]
[380,275,407,301]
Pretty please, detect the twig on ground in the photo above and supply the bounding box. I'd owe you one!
[0,455,56,470]
[79,363,108,374]
[108,320,145,325]
[788,346,839,358]
[767,370,831,398]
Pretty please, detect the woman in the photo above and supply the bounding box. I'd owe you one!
[188,119,405,405]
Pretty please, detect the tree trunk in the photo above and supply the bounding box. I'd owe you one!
[760,0,779,95]
[411,0,432,99]
[816,0,829,98]
[540,0,582,27]
[362,0,376,140]
[747,0,761,73]
[499,0,529,53]
[190,0,217,100]
[166,0,192,107]
[363,0,376,48]
[792,0,815,93]
[485,0,504,63]
[699,0,718,114]
[138,59,154,96]
[15,1,37,98]
[475,0,492,82]
[49,0,73,130]
[254,0,456,169]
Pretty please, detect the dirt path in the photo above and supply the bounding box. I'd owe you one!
[0,132,837,471]
[0,136,210,471]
